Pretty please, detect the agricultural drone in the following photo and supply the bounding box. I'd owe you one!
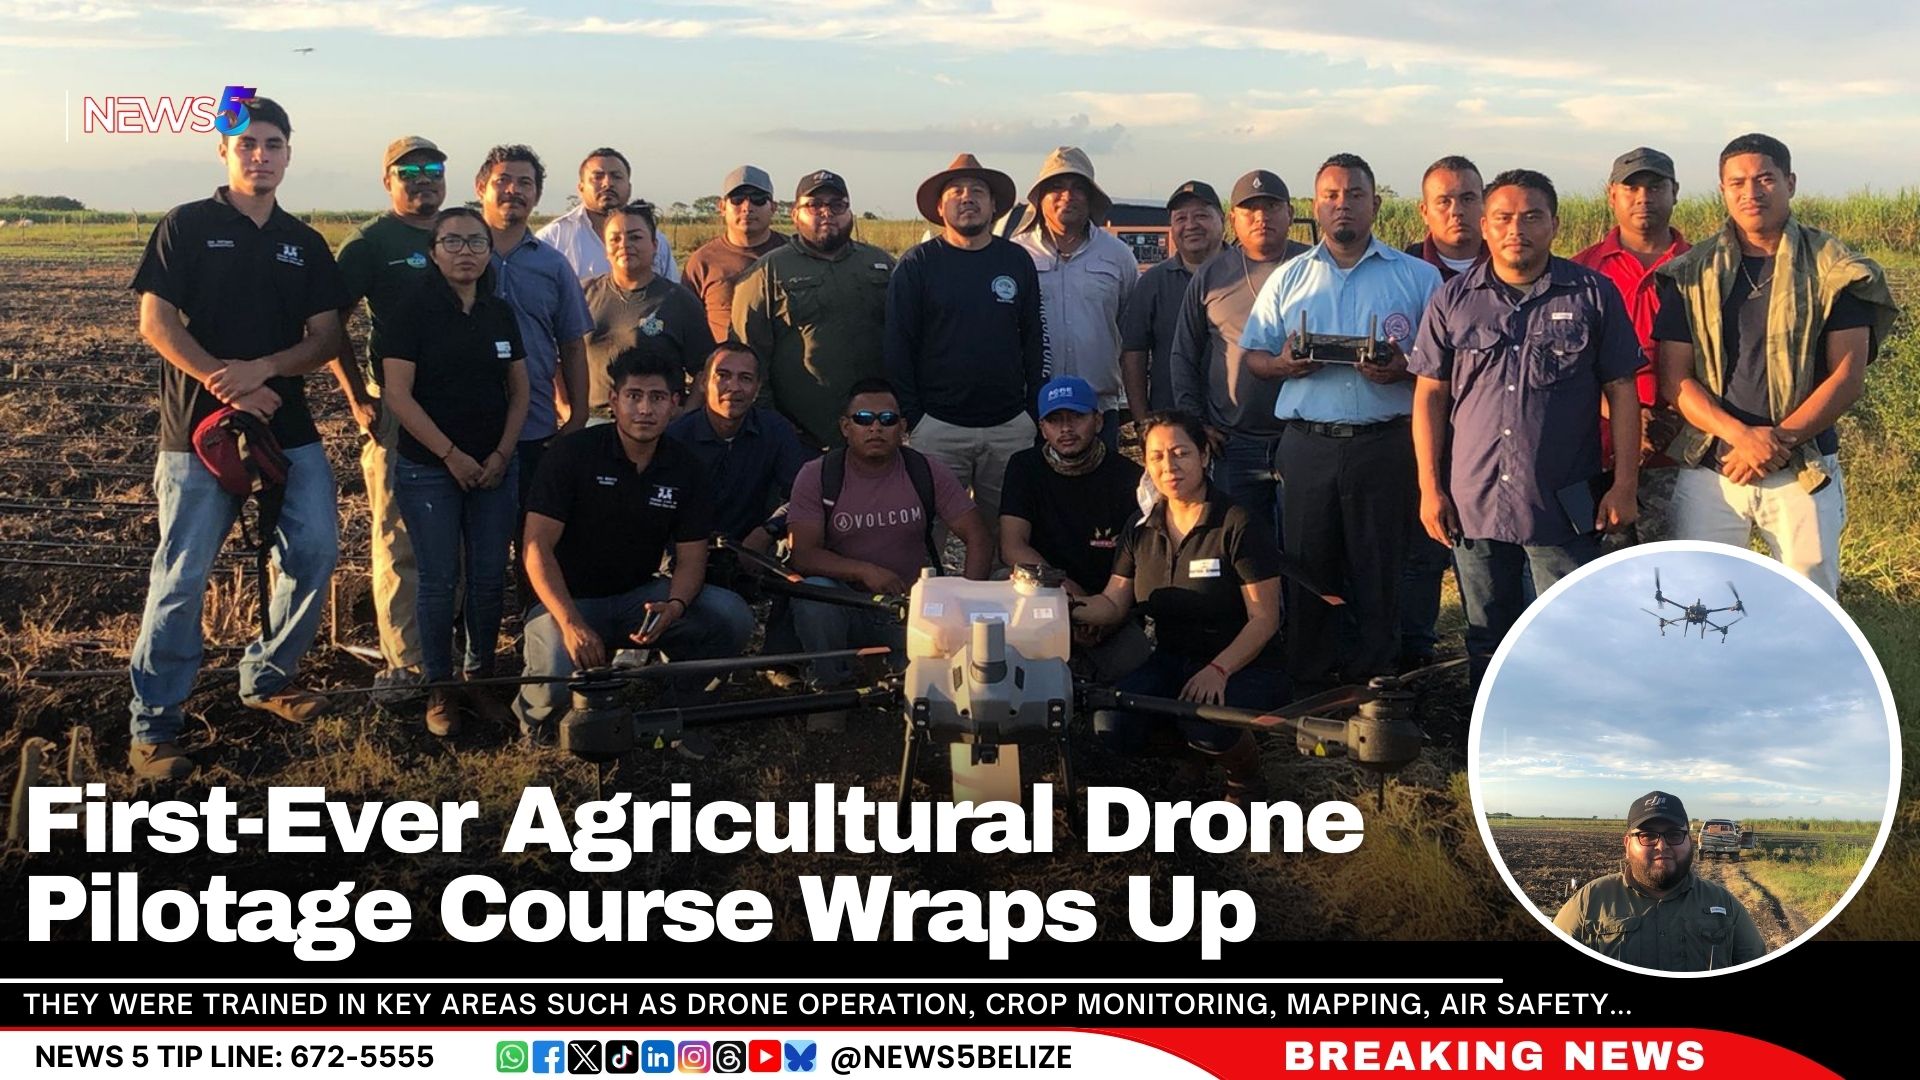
[1642,569,1747,643]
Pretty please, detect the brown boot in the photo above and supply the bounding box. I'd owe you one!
[425,687,466,738]
[460,683,515,730]
[1215,732,1268,806]
[242,686,332,724]
[128,742,196,781]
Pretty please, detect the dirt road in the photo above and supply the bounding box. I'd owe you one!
[1697,858,1808,952]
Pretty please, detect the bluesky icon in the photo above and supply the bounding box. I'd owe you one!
[783,1041,816,1073]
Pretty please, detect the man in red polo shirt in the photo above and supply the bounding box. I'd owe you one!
[1572,147,1690,547]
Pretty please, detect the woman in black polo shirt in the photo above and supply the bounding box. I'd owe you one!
[382,207,530,736]
[1071,412,1285,802]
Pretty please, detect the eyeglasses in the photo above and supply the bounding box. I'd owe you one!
[846,410,902,428]
[434,235,491,253]
[727,193,772,207]
[798,198,850,214]
[391,162,446,181]
[1630,829,1690,847]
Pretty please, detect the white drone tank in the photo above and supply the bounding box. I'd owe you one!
[905,570,1070,663]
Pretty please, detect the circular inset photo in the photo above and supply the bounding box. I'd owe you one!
[1470,541,1899,976]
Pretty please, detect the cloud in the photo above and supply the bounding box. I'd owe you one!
[1063,91,1209,127]
[1558,92,1690,133]
[1,0,137,21]
[769,114,1128,155]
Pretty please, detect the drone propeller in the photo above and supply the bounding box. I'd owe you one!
[1727,580,1745,613]
[1640,608,1667,621]
[1654,568,1663,601]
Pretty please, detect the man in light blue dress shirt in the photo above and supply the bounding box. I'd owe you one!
[1240,153,1442,687]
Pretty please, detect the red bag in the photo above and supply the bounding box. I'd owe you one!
[191,406,290,497]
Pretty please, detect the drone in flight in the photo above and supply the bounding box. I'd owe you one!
[1643,569,1746,642]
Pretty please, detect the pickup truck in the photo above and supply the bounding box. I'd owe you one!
[1699,819,1757,860]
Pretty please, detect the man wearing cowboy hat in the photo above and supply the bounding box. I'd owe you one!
[1011,147,1138,451]
[885,153,1047,537]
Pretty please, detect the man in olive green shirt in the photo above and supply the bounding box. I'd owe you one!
[1553,790,1766,971]
[730,169,895,450]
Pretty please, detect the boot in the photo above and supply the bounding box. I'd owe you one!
[128,742,196,781]
[460,681,516,730]
[1214,732,1268,806]
[425,687,466,738]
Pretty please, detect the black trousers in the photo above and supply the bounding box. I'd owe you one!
[1275,419,1417,684]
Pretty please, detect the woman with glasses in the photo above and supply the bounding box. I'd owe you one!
[1071,411,1285,803]
[381,207,531,736]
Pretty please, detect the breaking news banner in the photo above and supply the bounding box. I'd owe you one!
[6,26,1919,1076]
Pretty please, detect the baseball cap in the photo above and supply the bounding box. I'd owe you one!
[1230,169,1290,207]
[1625,790,1690,831]
[1608,147,1677,186]
[1036,376,1096,417]
[796,169,849,200]
[383,136,446,170]
[1166,179,1221,211]
[722,165,774,198]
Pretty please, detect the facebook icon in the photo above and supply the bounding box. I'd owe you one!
[533,1041,568,1074]
[640,1040,675,1074]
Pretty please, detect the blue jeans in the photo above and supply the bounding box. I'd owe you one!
[513,578,755,729]
[128,444,338,745]
[1452,534,1599,686]
[788,576,906,687]
[1398,535,1453,659]
[394,457,520,680]
[1211,433,1281,547]
[1093,649,1289,754]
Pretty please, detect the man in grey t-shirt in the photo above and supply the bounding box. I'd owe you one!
[1168,169,1309,539]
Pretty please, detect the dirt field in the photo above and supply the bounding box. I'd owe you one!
[0,252,1524,947]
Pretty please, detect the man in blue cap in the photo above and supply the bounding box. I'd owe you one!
[999,376,1150,681]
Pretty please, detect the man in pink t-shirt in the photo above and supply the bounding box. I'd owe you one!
[786,378,992,717]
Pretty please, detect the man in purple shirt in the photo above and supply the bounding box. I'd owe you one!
[1409,170,1642,687]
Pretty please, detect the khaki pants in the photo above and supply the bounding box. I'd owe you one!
[908,412,1036,530]
[1671,454,1845,597]
[361,401,423,671]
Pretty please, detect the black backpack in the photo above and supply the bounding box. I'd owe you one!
[819,447,943,575]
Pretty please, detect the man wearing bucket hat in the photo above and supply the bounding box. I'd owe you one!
[732,168,896,450]
[1011,147,1139,451]
[885,153,1047,537]
[1552,790,1765,971]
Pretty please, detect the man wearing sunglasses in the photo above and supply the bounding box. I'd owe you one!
[1552,790,1764,971]
[785,378,991,729]
[732,169,897,451]
[683,166,788,343]
[326,135,448,702]
[535,147,680,285]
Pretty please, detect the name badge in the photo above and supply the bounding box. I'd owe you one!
[1189,558,1222,579]
[1709,906,1727,915]
[495,340,513,358]
[1549,311,1576,321]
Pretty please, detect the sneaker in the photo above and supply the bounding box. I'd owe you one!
[128,742,195,781]
[370,667,427,705]
[242,687,332,724]
[425,688,466,738]
[460,685,516,730]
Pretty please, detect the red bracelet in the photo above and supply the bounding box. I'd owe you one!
[1207,661,1229,679]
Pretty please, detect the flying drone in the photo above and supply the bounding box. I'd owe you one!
[1642,569,1747,642]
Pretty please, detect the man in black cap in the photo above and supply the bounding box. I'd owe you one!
[1121,180,1224,423]
[1552,790,1766,971]
[1167,169,1308,539]
[732,168,896,451]
[328,134,448,698]
[683,165,787,343]
[886,153,1046,537]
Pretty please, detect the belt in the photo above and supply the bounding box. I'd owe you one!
[1290,416,1410,438]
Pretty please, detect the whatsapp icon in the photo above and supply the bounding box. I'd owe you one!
[496,1041,529,1072]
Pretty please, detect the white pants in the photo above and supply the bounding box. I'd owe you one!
[1671,454,1845,596]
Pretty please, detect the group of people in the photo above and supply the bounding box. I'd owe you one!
[124,97,1895,800]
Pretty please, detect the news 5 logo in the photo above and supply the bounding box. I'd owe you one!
[503,1038,814,1074]
[212,85,256,136]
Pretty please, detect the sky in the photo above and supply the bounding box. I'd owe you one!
[3,1,1916,215]
[1475,548,1893,822]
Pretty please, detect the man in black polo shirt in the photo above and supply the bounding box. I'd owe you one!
[998,376,1149,681]
[126,96,350,780]
[514,349,756,743]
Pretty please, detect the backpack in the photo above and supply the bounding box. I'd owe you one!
[819,447,943,576]
[191,407,290,637]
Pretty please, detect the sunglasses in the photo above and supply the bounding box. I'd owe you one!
[846,410,903,428]
[1630,829,1690,847]
[798,198,851,214]
[727,193,772,207]
[391,162,446,180]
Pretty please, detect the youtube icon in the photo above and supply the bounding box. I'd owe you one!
[747,1040,780,1073]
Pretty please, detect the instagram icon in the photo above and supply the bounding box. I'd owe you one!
[679,1040,711,1073]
